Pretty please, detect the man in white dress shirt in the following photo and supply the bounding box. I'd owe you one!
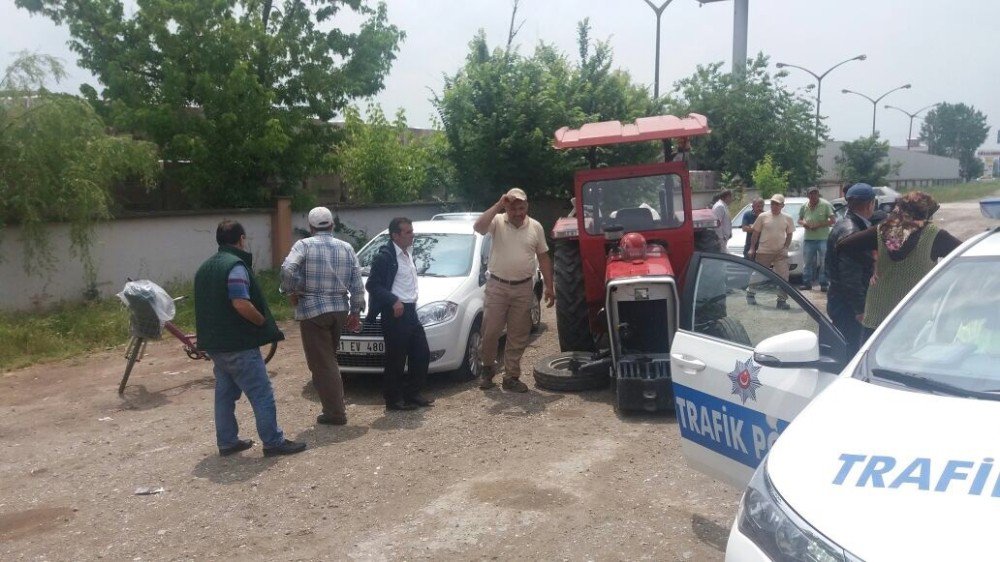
[365,217,433,411]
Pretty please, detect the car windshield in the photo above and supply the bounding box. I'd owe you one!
[357,233,476,277]
[581,173,686,235]
[861,258,1000,398]
[730,203,804,227]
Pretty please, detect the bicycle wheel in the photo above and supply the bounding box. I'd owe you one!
[262,341,278,364]
[118,336,145,395]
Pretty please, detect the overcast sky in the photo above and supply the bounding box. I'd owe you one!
[3,0,998,151]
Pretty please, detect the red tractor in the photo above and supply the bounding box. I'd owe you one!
[532,114,729,412]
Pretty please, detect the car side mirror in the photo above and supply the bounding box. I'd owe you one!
[753,330,841,374]
[479,263,488,286]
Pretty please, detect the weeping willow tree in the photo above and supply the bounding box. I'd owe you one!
[0,51,160,291]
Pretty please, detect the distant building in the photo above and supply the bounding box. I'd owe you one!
[976,150,1000,178]
[818,140,961,188]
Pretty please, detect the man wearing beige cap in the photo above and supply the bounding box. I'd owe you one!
[747,194,795,310]
[473,188,556,392]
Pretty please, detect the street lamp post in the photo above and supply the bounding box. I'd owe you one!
[642,0,675,100]
[775,54,866,178]
[884,103,937,150]
[842,84,912,137]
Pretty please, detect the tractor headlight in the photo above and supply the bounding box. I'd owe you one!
[737,462,859,562]
[417,301,459,327]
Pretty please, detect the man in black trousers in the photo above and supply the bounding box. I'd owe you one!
[365,217,433,412]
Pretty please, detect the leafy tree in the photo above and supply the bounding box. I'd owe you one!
[669,54,822,189]
[16,0,404,207]
[0,52,159,282]
[435,18,658,206]
[920,102,990,180]
[751,154,789,199]
[335,105,455,203]
[835,135,898,186]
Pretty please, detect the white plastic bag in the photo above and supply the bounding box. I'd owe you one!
[118,280,176,339]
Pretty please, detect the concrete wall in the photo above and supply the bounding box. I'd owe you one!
[818,141,961,188]
[0,202,451,312]
[293,202,449,244]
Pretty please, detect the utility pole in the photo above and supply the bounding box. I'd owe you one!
[842,84,912,137]
[642,0,675,100]
[696,0,748,77]
[776,55,866,178]
[884,104,937,149]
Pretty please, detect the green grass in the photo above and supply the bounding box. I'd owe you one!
[900,180,1000,204]
[0,269,294,373]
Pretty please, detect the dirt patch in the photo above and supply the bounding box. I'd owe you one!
[0,507,75,542]
[469,478,576,511]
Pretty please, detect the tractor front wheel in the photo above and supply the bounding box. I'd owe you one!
[554,241,594,352]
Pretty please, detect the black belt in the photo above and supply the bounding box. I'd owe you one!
[489,273,533,285]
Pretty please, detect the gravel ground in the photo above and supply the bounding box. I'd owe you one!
[1,198,994,561]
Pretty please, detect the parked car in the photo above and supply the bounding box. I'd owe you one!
[725,197,807,279]
[832,185,899,218]
[336,219,542,378]
[672,226,1000,561]
[430,212,482,221]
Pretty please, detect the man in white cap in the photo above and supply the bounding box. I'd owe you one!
[280,206,365,426]
[747,194,795,310]
[473,188,556,392]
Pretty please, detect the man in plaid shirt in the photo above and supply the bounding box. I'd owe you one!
[280,207,365,426]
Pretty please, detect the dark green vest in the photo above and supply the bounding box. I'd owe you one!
[194,245,284,352]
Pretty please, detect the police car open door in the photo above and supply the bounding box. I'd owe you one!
[671,252,849,488]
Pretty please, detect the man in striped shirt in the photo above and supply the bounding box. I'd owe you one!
[280,207,365,426]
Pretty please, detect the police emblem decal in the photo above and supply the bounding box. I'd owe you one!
[728,358,763,404]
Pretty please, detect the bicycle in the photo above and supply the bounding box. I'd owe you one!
[118,280,277,395]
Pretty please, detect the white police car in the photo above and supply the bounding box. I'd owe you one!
[671,226,1000,561]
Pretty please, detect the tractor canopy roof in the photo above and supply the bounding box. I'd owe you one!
[553,114,710,149]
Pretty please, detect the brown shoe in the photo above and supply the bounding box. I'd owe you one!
[316,413,347,425]
[479,366,497,390]
[502,377,529,393]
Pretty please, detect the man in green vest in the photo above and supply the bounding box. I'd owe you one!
[195,220,306,457]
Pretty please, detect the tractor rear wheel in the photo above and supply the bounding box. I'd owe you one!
[554,241,594,351]
[708,317,752,346]
[694,228,721,253]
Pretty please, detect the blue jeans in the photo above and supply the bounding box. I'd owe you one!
[802,239,828,287]
[211,349,284,449]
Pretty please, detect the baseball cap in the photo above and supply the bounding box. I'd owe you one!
[845,183,875,201]
[770,194,785,205]
[308,206,334,228]
[505,187,528,201]
[807,186,820,194]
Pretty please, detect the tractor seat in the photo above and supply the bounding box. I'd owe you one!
[612,207,657,231]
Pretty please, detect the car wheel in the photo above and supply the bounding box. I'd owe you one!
[530,287,542,333]
[533,352,609,392]
[455,317,483,381]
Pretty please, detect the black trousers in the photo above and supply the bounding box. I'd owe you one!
[381,303,429,404]
[827,293,867,358]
